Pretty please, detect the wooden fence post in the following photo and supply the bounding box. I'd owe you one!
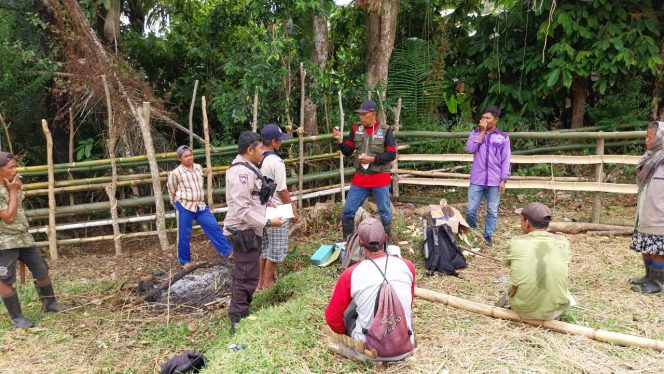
[252,88,259,132]
[392,97,402,197]
[102,75,122,255]
[337,90,346,204]
[298,63,305,212]
[68,108,75,206]
[41,119,58,261]
[202,96,213,207]
[592,137,605,223]
[139,102,170,251]
[188,80,199,148]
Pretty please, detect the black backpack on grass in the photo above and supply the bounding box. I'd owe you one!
[422,223,467,276]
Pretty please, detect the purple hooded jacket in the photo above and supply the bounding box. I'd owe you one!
[465,128,511,186]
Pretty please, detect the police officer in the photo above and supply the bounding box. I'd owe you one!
[223,131,285,334]
[332,100,397,241]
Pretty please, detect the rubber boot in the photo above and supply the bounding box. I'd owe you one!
[629,264,650,286]
[640,267,664,294]
[381,220,392,245]
[342,219,355,242]
[35,282,64,312]
[1,293,33,328]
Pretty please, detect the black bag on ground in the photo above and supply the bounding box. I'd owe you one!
[422,223,467,276]
[160,350,207,374]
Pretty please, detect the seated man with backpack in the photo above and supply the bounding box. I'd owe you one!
[325,218,416,361]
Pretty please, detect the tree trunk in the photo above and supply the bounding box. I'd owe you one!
[364,0,400,90]
[302,12,330,136]
[570,77,588,129]
[125,0,146,34]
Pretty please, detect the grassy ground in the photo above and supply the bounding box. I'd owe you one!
[1,190,663,373]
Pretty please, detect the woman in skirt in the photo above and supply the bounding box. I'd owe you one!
[629,121,664,294]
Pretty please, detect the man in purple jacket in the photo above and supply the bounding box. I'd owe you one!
[465,106,511,247]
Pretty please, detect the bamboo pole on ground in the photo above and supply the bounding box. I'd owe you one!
[41,120,58,261]
[337,91,346,204]
[415,287,664,352]
[592,138,605,223]
[202,96,213,206]
[139,102,169,251]
[102,75,122,256]
[188,80,199,148]
[298,63,305,212]
[68,108,75,206]
[392,97,402,197]
[252,88,259,132]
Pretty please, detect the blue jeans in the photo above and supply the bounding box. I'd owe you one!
[465,183,500,239]
[342,184,392,224]
[175,202,232,265]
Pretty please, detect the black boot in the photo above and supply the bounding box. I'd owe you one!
[381,220,392,245]
[640,267,664,294]
[342,219,355,242]
[35,282,64,312]
[2,293,33,328]
[629,264,650,285]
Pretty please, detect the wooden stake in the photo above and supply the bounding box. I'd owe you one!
[337,91,346,204]
[41,119,58,261]
[68,108,75,206]
[188,80,199,148]
[202,96,213,206]
[298,63,306,212]
[139,102,169,251]
[252,88,259,132]
[392,97,402,197]
[415,287,664,352]
[102,75,122,256]
[0,114,13,154]
[592,138,605,223]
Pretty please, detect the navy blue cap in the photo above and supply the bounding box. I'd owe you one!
[261,123,290,141]
[355,100,377,113]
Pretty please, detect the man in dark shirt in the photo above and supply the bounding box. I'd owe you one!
[331,100,397,241]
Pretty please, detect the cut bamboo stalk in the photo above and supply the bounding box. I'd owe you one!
[592,138,605,223]
[398,154,641,165]
[415,287,664,352]
[395,130,645,140]
[188,80,199,148]
[202,96,213,207]
[67,108,75,206]
[298,63,305,212]
[252,88,258,132]
[41,120,58,261]
[398,177,638,194]
[547,222,632,234]
[337,90,346,204]
[139,102,169,251]
[392,97,402,197]
[102,75,122,256]
[396,169,588,181]
[0,113,13,154]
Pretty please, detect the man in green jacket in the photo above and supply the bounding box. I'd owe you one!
[498,202,572,320]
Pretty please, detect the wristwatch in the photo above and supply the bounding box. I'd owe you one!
[265,219,272,228]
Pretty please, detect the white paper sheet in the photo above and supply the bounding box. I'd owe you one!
[265,203,295,219]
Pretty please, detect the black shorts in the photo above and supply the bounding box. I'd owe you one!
[0,246,50,284]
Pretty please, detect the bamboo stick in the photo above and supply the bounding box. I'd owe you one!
[395,130,645,140]
[298,63,305,212]
[41,120,58,261]
[188,80,199,148]
[398,153,641,165]
[202,96,213,207]
[139,102,169,251]
[0,114,13,154]
[252,88,258,132]
[67,108,75,206]
[337,90,346,204]
[396,169,589,181]
[392,97,402,197]
[102,75,122,256]
[415,287,664,352]
[398,177,637,194]
[592,138,605,223]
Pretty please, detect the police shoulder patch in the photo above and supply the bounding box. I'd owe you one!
[239,174,249,184]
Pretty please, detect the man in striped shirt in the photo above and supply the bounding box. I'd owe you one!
[167,145,232,267]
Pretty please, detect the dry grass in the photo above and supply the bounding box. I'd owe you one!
[0,191,663,373]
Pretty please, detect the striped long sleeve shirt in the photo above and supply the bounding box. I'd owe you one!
[167,163,206,212]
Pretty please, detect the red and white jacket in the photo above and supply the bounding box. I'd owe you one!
[325,255,416,341]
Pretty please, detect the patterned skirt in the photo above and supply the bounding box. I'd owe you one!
[630,230,664,255]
